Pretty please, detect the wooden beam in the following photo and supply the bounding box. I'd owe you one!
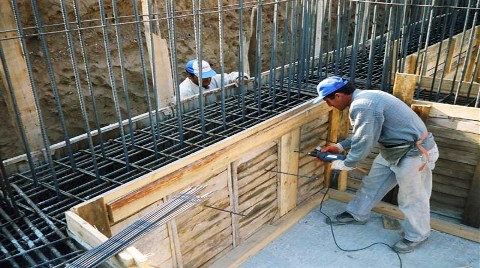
[141,0,174,108]
[103,102,332,223]
[65,211,137,268]
[463,162,480,227]
[413,100,480,121]
[210,192,329,268]
[71,197,112,237]
[328,189,480,243]
[403,54,418,74]
[278,128,300,216]
[444,37,457,74]
[325,109,340,187]
[228,161,240,247]
[393,73,417,106]
[0,1,43,151]
[411,104,432,124]
[395,73,480,98]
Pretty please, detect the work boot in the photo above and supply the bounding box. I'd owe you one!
[325,211,367,226]
[392,238,428,253]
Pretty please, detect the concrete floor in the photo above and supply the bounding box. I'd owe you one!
[241,199,480,268]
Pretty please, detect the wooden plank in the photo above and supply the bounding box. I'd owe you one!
[166,218,182,268]
[428,125,480,144]
[413,100,480,122]
[103,102,331,223]
[444,37,457,73]
[278,128,300,216]
[428,116,480,134]
[65,211,135,268]
[404,54,418,74]
[325,109,340,187]
[182,226,232,268]
[228,161,240,247]
[411,104,431,124]
[237,142,277,167]
[0,0,43,151]
[239,200,278,239]
[393,73,417,105]
[328,189,480,243]
[141,0,174,108]
[210,192,329,268]
[109,199,173,266]
[463,162,480,227]
[72,197,112,237]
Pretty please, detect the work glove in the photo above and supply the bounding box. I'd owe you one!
[234,75,250,87]
[331,160,354,171]
[320,143,344,154]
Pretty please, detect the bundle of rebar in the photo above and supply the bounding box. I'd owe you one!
[66,185,209,268]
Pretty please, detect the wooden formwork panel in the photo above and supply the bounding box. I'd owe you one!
[237,144,279,240]
[297,115,329,204]
[67,102,334,266]
[110,200,174,267]
[175,170,233,267]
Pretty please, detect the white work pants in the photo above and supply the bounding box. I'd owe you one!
[346,145,439,242]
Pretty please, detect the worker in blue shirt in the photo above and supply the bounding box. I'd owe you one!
[313,76,439,253]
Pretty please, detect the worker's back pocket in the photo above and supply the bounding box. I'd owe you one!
[427,144,439,170]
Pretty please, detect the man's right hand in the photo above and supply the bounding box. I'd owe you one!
[320,145,341,154]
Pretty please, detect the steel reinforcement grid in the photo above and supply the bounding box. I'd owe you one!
[0,0,478,267]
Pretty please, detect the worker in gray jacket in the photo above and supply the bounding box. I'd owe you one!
[313,76,439,254]
[179,59,249,100]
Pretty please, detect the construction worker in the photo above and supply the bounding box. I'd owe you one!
[314,76,439,253]
[179,59,249,100]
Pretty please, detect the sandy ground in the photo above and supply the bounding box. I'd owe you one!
[241,199,480,268]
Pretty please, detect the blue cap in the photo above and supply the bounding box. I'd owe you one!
[312,76,349,104]
[185,59,217,78]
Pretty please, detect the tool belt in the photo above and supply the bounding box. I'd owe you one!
[379,132,430,171]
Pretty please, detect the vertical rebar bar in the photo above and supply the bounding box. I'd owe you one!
[132,0,160,157]
[59,0,101,183]
[98,0,131,170]
[30,0,77,172]
[0,43,38,186]
[192,0,206,138]
[72,0,107,157]
[165,0,185,145]
[10,0,61,196]
[217,0,227,130]
[112,0,136,146]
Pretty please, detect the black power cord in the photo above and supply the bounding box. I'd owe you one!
[318,186,403,268]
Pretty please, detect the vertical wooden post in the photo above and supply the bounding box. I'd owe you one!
[278,128,300,216]
[227,161,240,246]
[166,196,183,268]
[391,40,399,80]
[393,73,417,106]
[463,162,480,228]
[444,37,457,74]
[337,109,350,192]
[0,1,43,151]
[325,109,340,188]
[404,54,418,74]
[141,0,174,108]
[325,109,349,191]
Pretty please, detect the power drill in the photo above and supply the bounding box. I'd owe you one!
[307,149,346,163]
[308,147,345,188]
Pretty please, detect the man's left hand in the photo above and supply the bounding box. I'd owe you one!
[331,160,354,171]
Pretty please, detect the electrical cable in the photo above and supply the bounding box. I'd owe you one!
[318,185,403,268]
